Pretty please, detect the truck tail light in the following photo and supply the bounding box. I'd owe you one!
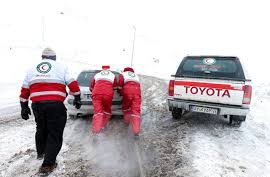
[168,80,175,96]
[243,85,252,104]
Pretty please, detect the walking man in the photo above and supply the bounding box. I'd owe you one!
[19,48,82,174]
[118,67,141,137]
[90,65,117,135]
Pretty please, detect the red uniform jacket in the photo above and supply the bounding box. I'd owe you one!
[20,59,80,102]
[90,70,117,97]
[118,71,141,96]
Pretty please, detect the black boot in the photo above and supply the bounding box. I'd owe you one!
[38,163,58,174]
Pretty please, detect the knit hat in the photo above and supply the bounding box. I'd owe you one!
[42,48,56,60]
[123,67,134,72]
[102,65,110,70]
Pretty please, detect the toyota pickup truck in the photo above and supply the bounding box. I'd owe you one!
[167,56,252,126]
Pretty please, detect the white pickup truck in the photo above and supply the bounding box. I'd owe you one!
[167,56,252,126]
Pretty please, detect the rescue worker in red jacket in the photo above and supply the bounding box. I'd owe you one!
[118,67,141,136]
[90,65,117,134]
[19,48,81,174]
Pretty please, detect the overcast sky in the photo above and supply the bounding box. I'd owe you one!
[0,0,270,82]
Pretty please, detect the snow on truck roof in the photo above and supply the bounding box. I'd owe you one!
[185,56,239,59]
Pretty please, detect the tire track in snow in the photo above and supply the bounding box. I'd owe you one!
[177,108,270,177]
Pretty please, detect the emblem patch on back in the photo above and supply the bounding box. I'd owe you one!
[128,72,135,77]
[36,62,52,74]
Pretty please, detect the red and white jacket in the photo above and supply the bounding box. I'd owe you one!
[118,71,141,95]
[19,59,80,102]
[90,70,117,97]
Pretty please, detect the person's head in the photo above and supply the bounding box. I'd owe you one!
[41,48,56,60]
[123,67,134,73]
[102,65,110,70]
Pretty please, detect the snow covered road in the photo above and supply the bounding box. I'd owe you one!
[0,76,270,177]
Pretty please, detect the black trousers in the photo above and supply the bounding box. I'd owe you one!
[31,101,67,166]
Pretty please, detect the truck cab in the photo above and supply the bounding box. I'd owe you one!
[167,56,252,126]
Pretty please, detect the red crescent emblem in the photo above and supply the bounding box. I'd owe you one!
[41,65,46,71]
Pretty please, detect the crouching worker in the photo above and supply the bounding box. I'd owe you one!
[19,48,81,174]
[118,67,141,137]
[90,65,117,135]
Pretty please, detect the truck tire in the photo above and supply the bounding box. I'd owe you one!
[229,115,246,126]
[172,108,182,119]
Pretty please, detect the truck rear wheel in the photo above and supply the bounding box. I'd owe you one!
[229,115,246,126]
[172,108,182,119]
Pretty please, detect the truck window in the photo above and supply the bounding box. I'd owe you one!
[176,57,245,80]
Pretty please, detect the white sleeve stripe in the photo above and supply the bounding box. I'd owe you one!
[20,97,28,102]
[104,112,112,115]
[69,91,81,95]
[22,85,29,89]
[130,114,140,118]
[93,113,104,117]
[123,109,130,112]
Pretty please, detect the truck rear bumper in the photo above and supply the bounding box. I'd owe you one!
[67,103,123,116]
[167,98,250,116]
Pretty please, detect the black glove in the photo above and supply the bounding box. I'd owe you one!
[20,101,31,120]
[73,94,82,109]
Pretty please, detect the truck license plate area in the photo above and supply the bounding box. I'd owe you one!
[84,94,92,100]
[190,106,218,115]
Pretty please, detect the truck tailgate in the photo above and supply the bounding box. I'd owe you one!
[174,78,245,106]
